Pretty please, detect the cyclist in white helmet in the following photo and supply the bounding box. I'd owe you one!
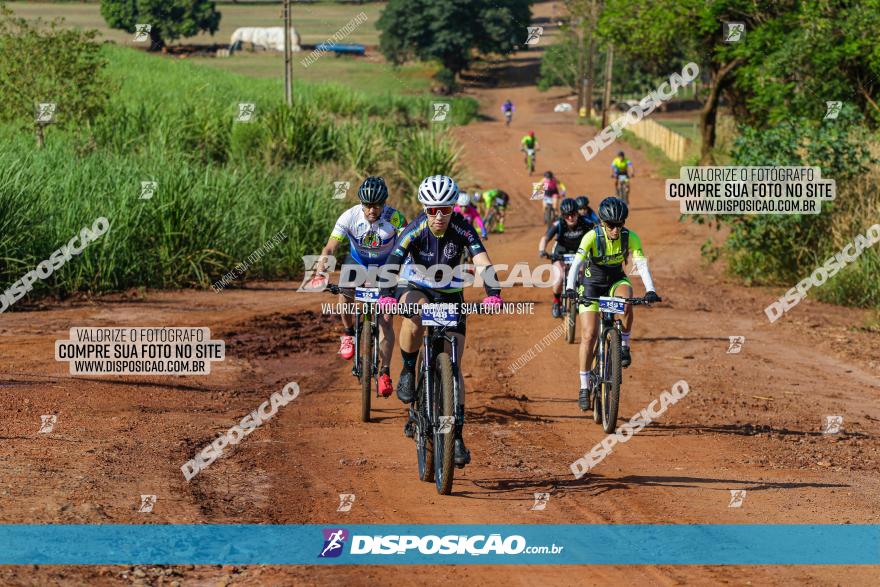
[377,175,502,467]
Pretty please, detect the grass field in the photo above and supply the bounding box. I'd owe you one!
[8,1,385,45]
[654,117,700,142]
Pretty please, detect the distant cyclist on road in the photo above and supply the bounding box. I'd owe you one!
[611,151,634,179]
[542,171,567,217]
[538,198,592,318]
[311,177,406,398]
[521,130,538,168]
[576,195,599,228]
[454,192,487,239]
[482,188,510,233]
[564,197,659,411]
[502,99,515,125]
[377,175,503,467]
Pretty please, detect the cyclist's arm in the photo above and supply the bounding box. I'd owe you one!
[471,251,501,297]
[539,221,557,253]
[566,230,596,291]
[628,231,654,292]
[627,160,635,177]
[558,182,567,196]
[318,211,351,273]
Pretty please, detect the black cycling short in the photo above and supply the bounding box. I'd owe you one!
[577,265,632,314]
[395,283,467,335]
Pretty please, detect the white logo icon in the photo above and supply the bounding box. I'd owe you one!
[727,336,745,354]
[337,493,355,512]
[333,181,349,199]
[140,181,157,200]
[39,415,57,434]
[138,495,157,513]
[36,102,56,123]
[530,182,545,200]
[432,102,451,122]
[822,415,843,434]
[824,101,842,120]
[237,103,256,122]
[525,26,544,45]
[134,24,152,42]
[438,416,454,434]
[728,489,746,508]
[723,22,745,42]
[530,492,550,510]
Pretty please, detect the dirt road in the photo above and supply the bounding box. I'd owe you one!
[2,3,879,586]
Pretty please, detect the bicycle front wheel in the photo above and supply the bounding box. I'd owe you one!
[359,319,372,422]
[601,328,622,433]
[433,353,456,495]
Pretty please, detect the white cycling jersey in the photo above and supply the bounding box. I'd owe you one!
[330,204,406,266]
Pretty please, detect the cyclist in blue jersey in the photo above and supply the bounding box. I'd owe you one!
[311,177,406,398]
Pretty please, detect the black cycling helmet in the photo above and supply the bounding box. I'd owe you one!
[598,196,628,224]
[544,171,554,179]
[617,151,625,157]
[575,195,589,209]
[357,176,388,205]
[560,198,578,216]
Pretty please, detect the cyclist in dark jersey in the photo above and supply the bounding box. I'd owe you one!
[576,195,599,228]
[538,198,592,318]
[377,175,502,468]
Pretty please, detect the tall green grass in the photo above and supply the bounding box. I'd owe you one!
[0,44,478,299]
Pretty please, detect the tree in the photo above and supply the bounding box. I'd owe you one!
[100,0,221,52]
[0,5,110,147]
[377,0,532,93]
[597,0,880,163]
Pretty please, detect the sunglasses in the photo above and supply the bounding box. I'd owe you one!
[605,222,624,229]
[425,206,453,217]
[362,203,384,211]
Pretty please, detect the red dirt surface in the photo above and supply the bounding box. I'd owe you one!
[1,2,879,585]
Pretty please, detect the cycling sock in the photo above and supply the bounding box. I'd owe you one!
[580,371,589,388]
[344,326,355,337]
[621,331,631,347]
[401,350,418,371]
[380,365,390,376]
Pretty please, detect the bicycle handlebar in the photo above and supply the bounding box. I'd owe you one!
[571,294,661,306]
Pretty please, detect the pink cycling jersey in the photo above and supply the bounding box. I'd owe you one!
[454,204,486,235]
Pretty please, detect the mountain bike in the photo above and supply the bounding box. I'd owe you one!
[524,147,536,174]
[326,284,381,422]
[615,174,631,204]
[543,252,578,343]
[405,302,495,495]
[573,294,660,433]
[484,202,506,234]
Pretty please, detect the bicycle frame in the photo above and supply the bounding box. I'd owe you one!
[418,322,461,434]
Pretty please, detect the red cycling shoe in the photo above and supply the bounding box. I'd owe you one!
[378,372,393,397]
[339,335,354,360]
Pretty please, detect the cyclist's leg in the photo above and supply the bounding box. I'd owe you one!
[377,312,394,368]
[577,293,600,374]
[609,279,634,366]
[337,287,356,359]
[552,260,565,296]
[396,286,427,402]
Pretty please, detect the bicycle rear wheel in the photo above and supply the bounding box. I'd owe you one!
[601,328,622,433]
[359,319,372,422]
[433,353,456,495]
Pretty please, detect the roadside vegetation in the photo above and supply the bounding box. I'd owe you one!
[545,0,880,309]
[0,4,475,299]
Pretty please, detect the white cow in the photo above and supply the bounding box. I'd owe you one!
[229,27,301,54]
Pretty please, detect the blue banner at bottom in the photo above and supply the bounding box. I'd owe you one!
[0,525,877,565]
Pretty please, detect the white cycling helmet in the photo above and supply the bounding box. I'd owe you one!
[457,193,470,207]
[471,191,482,204]
[418,175,459,206]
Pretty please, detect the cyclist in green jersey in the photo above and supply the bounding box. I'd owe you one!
[564,197,660,411]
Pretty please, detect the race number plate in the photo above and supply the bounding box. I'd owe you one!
[563,254,576,264]
[598,296,626,315]
[354,287,379,302]
[421,303,458,327]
